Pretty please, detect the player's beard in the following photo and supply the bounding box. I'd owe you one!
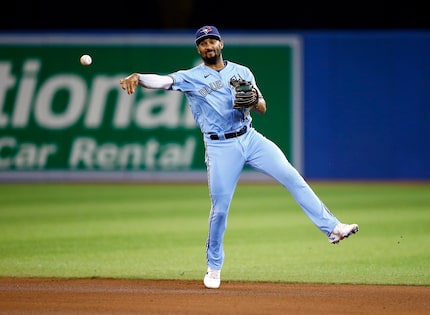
[201,52,221,65]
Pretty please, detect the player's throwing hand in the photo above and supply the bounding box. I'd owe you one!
[120,73,139,95]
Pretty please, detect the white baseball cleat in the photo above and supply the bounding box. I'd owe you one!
[328,223,359,244]
[203,267,221,289]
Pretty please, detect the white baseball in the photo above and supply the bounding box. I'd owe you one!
[80,54,92,66]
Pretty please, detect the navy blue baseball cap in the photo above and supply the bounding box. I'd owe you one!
[195,26,221,44]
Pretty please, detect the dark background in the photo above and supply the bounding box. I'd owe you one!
[1,0,428,31]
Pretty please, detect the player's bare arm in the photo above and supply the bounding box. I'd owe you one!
[253,96,266,114]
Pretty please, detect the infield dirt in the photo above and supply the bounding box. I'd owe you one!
[0,277,429,314]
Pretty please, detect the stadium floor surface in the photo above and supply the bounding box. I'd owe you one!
[0,277,429,314]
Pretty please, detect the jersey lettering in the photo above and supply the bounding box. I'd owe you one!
[198,80,223,97]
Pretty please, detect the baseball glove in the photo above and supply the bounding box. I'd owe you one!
[230,78,259,109]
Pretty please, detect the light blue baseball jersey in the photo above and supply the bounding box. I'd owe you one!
[169,61,259,135]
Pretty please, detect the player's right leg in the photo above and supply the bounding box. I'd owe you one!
[203,138,245,288]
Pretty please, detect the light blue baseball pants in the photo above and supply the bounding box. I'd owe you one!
[204,126,340,270]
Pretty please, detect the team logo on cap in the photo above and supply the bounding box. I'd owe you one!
[200,27,213,35]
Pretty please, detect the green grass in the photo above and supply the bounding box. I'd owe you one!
[0,182,429,285]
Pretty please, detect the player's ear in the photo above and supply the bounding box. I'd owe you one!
[220,40,224,49]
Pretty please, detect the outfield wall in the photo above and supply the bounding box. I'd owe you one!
[0,30,429,181]
[302,31,430,180]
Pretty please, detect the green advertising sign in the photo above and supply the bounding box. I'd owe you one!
[0,33,302,181]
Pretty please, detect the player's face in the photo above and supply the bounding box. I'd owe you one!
[197,38,224,65]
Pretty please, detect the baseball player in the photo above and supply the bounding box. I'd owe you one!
[120,25,359,289]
